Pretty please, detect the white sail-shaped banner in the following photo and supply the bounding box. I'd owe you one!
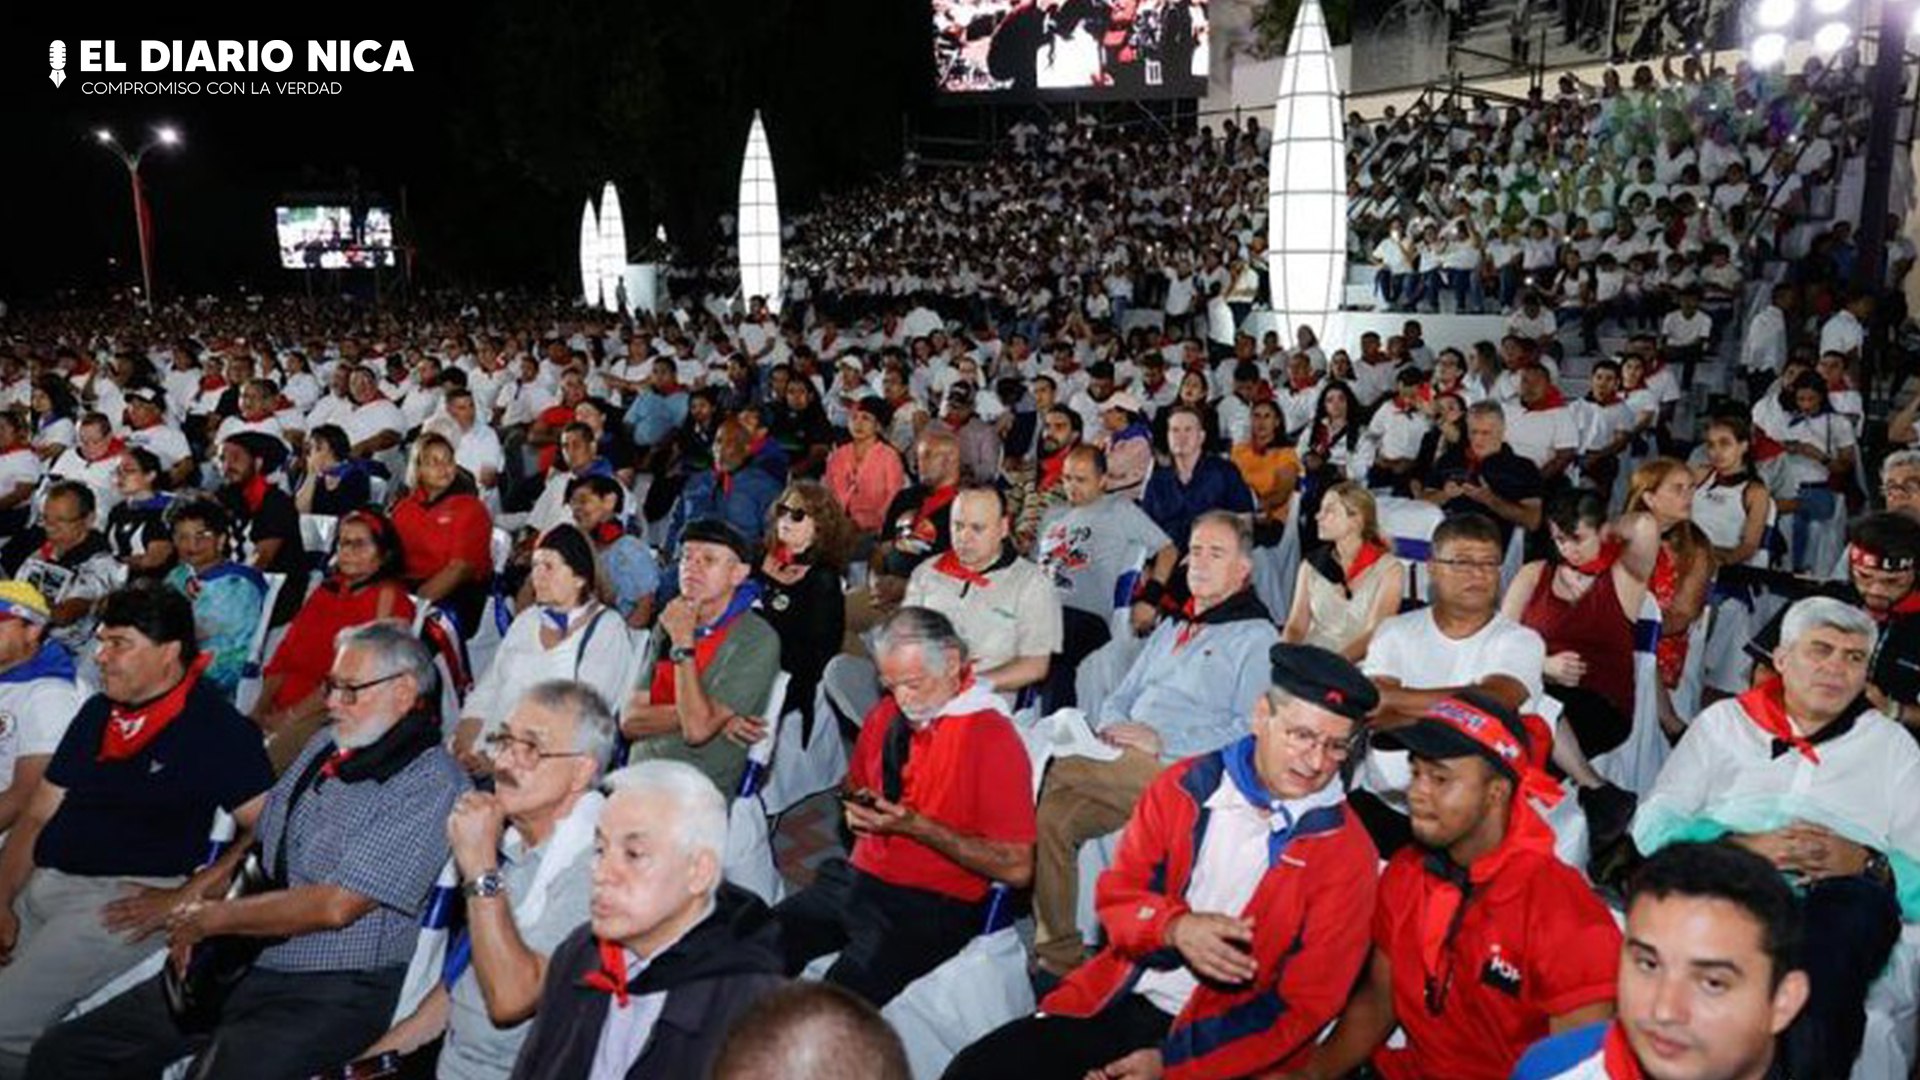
[1266,0,1347,346]
[736,111,783,314]
[579,199,601,310]
[597,182,628,315]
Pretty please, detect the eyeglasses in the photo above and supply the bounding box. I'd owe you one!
[1884,480,1920,498]
[1278,725,1359,763]
[323,670,407,704]
[1431,557,1503,574]
[483,730,586,763]
[171,528,217,545]
[778,505,811,523]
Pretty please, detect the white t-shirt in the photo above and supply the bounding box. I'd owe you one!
[1360,610,1546,811]
[1820,310,1865,358]
[126,426,191,471]
[1661,309,1713,349]
[1503,402,1580,468]
[344,399,406,448]
[0,659,85,793]
[1367,404,1432,461]
[0,448,43,505]
[1505,308,1557,342]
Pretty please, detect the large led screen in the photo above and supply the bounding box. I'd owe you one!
[934,0,1209,100]
[276,206,397,270]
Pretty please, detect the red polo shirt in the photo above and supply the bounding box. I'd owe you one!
[847,690,1036,903]
[1370,830,1621,1080]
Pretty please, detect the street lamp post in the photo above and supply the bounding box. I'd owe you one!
[93,126,180,310]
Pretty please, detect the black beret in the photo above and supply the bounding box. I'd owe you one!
[1269,643,1379,723]
[680,517,752,562]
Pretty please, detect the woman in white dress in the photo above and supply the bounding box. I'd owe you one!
[451,523,638,773]
[1281,481,1405,661]
[1689,414,1774,697]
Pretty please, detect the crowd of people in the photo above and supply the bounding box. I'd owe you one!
[0,43,1914,1080]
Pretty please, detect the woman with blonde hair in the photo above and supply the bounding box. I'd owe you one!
[1625,457,1713,733]
[754,480,853,732]
[1280,481,1404,660]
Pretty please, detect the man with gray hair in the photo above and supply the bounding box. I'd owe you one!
[775,606,1036,1008]
[1882,448,1920,523]
[1634,596,1920,1076]
[360,680,616,1079]
[31,620,467,1080]
[506,760,784,1080]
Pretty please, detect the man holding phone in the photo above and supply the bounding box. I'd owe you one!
[773,607,1035,1009]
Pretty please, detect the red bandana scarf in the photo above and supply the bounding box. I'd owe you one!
[1567,537,1626,577]
[1524,384,1569,412]
[1174,599,1204,650]
[909,485,959,544]
[1038,447,1073,492]
[1344,542,1389,592]
[99,654,213,762]
[240,473,270,514]
[581,939,633,1009]
[931,550,993,591]
[1599,1022,1646,1079]
[1737,676,1818,763]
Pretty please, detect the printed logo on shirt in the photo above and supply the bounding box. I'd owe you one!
[0,712,12,742]
[1480,944,1523,996]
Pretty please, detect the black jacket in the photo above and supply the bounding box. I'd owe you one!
[508,883,786,1080]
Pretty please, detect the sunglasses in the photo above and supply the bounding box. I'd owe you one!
[778,505,811,523]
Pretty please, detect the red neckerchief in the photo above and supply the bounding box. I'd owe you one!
[87,438,127,463]
[1416,382,1436,404]
[1750,429,1785,462]
[910,484,958,543]
[1567,537,1626,576]
[199,374,227,393]
[1417,794,1558,1012]
[712,464,734,497]
[240,473,269,513]
[99,654,213,762]
[1869,590,1920,625]
[580,939,632,1009]
[1826,374,1852,392]
[1737,677,1819,763]
[1143,375,1168,395]
[1249,382,1275,403]
[1393,395,1421,416]
[1174,598,1204,649]
[1599,1022,1646,1079]
[931,550,993,590]
[1462,445,1484,476]
[770,542,801,572]
[1524,384,1569,412]
[1038,446,1072,491]
[1288,373,1320,392]
[746,432,770,458]
[886,391,914,411]
[590,521,623,547]
[1344,541,1389,589]
[647,597,750,707]
[318,746,356,780]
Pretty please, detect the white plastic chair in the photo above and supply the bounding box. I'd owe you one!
[1592,595,1671,797]
[802,886,1033,1080]
[1250,496,1302,624]
[1376,496,1443,604]
[1700,501,1780,695]
[723,672,792,907]
[233,573,288,714]
[762,685,849,818]
[1856,922,1920,1080]
[1499,525,1526,592]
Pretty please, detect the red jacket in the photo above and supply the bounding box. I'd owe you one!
[1041,745,1380,1079]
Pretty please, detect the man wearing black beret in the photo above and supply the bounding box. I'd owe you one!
[948,644,1383,1079]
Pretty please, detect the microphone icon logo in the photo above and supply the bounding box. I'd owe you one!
[49,41,67,88]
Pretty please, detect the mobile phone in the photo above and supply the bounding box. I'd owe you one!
[839,787,880,810]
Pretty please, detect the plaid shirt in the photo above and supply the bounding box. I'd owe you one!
[255,732,468,974]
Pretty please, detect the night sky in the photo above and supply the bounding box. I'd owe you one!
[2,3,932,306]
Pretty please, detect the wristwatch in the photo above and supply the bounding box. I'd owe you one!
[463,869,507,900]
[1863,848,1894,888]
[669,644,697,664]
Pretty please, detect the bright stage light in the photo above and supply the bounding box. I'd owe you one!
[1813,20,1851,53]
[1810,0,1849,15]
[1266,0,1346,348]
[1749,32,1789,66]
[155,126,181,146]
[1755,0,1797,29]
[737,111,784,315]
[598,182,628,315]
[579,199,600,310]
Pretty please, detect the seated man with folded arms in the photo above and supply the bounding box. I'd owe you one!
[1030,511,1279,976]
[949,645,1382,1080]
[359,680,614,1079]
[774,607,1035,1008]
[1285,693,1620,1080]
[1515,841,1810,1080]
[1634,596,1920,1078]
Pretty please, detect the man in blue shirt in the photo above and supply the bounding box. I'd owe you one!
[1140,405,1255,552]
[30,620,466,1080]
[622,357,689,466]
